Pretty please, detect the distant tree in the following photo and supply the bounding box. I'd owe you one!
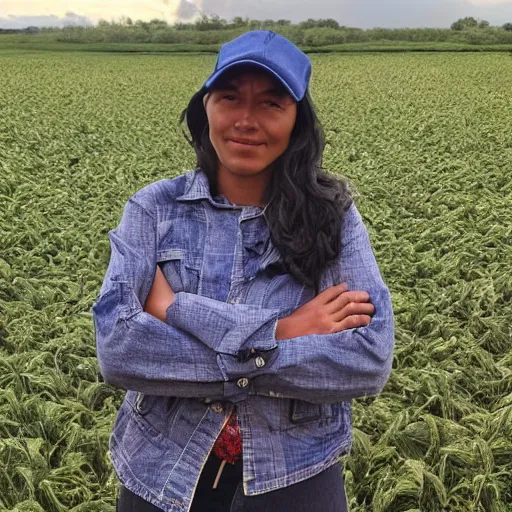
[450,17,490,30]
[298,18,340,29]
[149,18,168,26]
[117,16,133,26]
[247,19,261,29]
[134,20,149,30]
[317,18,339,29]
[195,13,226,30]
[465,17,480,28]
[174,22,193,30]
[276,19,291,26]
[503,22,512,32]
[232,16,249,27]
[299,18,318,29]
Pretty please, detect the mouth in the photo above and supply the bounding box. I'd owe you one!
[227,138,265,147]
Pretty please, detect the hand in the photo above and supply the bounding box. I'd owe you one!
[144,266,176,322]
[275,283,374,340]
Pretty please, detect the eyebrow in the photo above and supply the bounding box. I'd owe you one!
[216,82,289,98]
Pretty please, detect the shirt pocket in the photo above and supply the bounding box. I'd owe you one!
[284,402,350,445]
[125,390,182,440]
[279,398,336,431]
[157,248,200,295]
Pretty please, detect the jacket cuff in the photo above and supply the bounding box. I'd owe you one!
[216,317,280,381]
[166,292,279,351]
[166,292,280,383]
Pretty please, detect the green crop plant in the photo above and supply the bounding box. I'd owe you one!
[1,51,511,511]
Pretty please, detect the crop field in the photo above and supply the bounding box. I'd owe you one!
[0,51,511,511]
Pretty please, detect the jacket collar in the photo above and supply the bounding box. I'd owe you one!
[176,168,212,202]
[177,168,266,220]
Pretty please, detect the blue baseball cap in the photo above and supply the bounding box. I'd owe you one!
[204,30,311,101]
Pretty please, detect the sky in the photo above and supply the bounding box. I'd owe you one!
[1,0,512,30]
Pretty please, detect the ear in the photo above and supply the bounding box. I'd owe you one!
[203,93,210,109]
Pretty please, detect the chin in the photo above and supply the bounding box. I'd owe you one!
[225,161,269,176]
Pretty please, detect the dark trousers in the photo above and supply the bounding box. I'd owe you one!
[117,453,349,511]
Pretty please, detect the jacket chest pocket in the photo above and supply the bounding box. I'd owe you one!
[157,248,200,294]
[279,399,336,431]
[125,391,182,441]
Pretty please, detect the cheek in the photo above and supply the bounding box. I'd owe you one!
[206,108,228,145]
[271,109,296,147]
[270,123,295,152]
[208,123,227,157]
[208,127,221,151]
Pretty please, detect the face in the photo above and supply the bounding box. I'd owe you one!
[204,67,298,180]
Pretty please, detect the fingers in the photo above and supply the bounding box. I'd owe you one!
[337,314,372,331]
[333,301,375,323]
[326,289,371,314]
[316,283,348,304]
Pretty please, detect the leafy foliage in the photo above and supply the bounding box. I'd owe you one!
[451,18,485,31]
[4,17,512,48]
[1,51,511,511]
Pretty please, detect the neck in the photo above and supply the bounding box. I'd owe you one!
[216,166,270,207]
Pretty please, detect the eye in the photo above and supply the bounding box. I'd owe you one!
[222,94,236,102]
[264,100,282,109]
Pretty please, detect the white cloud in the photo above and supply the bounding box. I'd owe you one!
[0,0,199,24]
[467,0,512,4]
[0,12,93,29]
[1,0,512,29]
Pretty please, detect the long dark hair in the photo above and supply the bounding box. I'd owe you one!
[180,85,353,293]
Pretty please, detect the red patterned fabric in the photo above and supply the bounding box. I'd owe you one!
[212,406,242,464]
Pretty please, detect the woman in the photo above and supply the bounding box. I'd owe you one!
[93,30,394,512]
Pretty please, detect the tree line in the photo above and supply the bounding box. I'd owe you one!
[2,16,512,46]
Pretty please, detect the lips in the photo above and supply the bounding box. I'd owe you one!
[228,138,265,146]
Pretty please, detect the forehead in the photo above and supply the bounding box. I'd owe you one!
[211,65,289,95]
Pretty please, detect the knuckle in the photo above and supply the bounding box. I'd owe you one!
[344,302,355,314]
[320,311,331,326]
[351,316,361,327]
[343,317,355,329]
[355,292,367,302]
[351,292,363,303]
[360,315,371,326]
[350,302,360,312]
[339,294,351,307]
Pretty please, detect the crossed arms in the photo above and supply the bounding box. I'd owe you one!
[93,198,394,404]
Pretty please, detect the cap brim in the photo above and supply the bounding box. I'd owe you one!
[204,59,300,101]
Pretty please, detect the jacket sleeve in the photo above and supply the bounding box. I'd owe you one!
[94,197,393,404]
[93,197,281,402]
[167,203,394,404]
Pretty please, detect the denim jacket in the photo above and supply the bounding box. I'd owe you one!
[93,168,394,512]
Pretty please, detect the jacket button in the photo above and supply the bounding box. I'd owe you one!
[210,402,224,414]
[255,356,265,368]
[237,378,249,388]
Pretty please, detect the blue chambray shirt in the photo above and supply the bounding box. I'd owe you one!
[93,168,394,512]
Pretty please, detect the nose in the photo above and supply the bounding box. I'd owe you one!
[234,104,257,131]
